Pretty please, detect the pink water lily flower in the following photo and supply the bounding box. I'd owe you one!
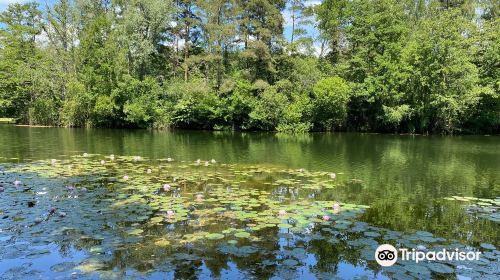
[123,175,129,180]
[14,180,21,186]
[163,184,171,191]
[322,215,330,221]
[166,210,175,217]
[333,202,340,210]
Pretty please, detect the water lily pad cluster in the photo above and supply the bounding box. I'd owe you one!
[0,155,498,279]
[445,196,500,223]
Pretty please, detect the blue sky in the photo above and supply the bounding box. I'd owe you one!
[0,0,31,11]
[283,0,321,43]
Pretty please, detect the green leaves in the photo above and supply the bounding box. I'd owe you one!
[312,76,351,130]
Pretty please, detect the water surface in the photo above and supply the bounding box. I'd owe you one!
[0,126,498,279]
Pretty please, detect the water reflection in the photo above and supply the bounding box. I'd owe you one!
[0,126,498,279]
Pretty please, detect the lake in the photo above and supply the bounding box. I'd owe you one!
[0,125,498,279]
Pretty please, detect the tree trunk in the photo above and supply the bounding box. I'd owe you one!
[291,8,295,44]
[184,24,190,81]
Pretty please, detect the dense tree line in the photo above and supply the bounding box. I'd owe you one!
[0,0,498,133]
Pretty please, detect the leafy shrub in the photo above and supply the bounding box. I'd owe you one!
[28,98,59,126]
[61,79,93,127]
[250,86,288,130]
[114,76,162,127]
[312,76,351,130]
[222,79,256,129]
[169,79,223,129]
[277,93,313,133]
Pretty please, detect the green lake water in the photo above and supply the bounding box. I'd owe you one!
[0,125,498,279]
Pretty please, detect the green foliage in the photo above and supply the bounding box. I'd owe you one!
[0,0,497,134]
[0,2,43,121]
[169,79,223,129]
[61,79,92,127]
[276,93,313,133]
[93,95,117,126]
[113,76,162,127]
[223,79,256,130]
[400,9,482,133]
[312,77,351,130]
[250,86,288,130]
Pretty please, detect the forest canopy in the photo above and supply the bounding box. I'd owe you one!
[0,0,498,134]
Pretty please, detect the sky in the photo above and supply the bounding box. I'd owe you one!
[0,0,29,10]
[283,0,322,48]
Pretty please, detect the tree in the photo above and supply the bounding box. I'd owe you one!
[0,0,497,134]
[236,0,286,82]
[174,0,201,81]
[0,2,44,121]
[115,0,175,79]
[287,0,313,53]
[400,8,482,133]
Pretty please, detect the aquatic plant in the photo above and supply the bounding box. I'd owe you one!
[444,196,500,223]
[0,155,497,279]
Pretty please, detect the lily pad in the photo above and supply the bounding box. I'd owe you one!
[126,229,144,236]
[480,243,496,250]
[427,263,454,274]
[283,259,299,266]
[234,232,250,238]
[206,233,225,240]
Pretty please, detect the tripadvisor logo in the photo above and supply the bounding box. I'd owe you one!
[374,244,481,267]
[375,244,398,266]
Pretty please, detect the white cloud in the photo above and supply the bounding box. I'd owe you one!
[0,0,31,12]
[0,0,28,4]
[283,0,322,28]
[0,1,24,13]
[305,0,322,7]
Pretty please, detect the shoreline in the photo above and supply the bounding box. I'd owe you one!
[1,123,497,136]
